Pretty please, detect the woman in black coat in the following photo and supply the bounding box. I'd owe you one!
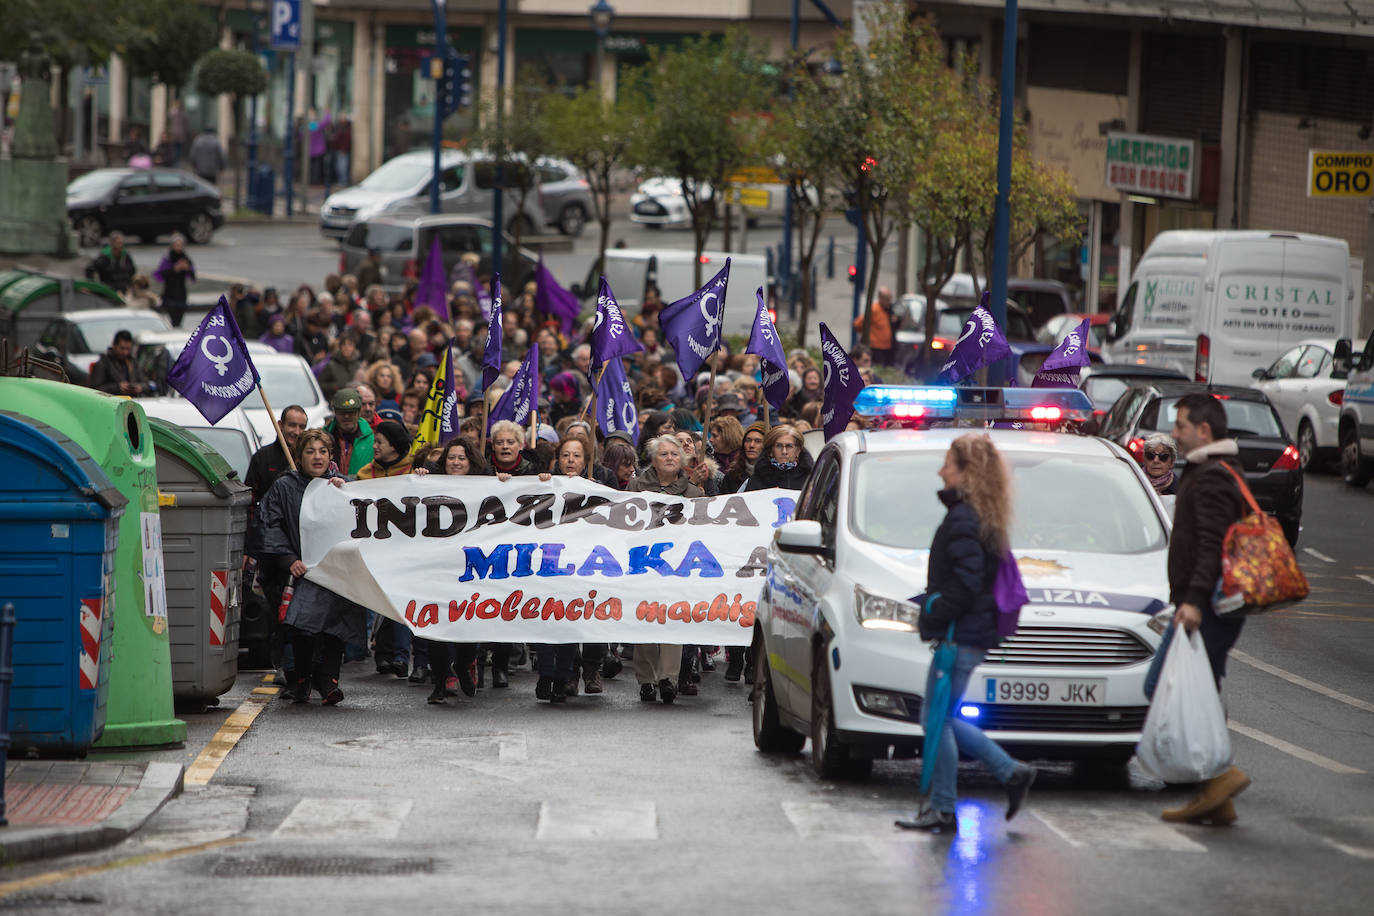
[896,434,1036,833]
[742,425,812,491]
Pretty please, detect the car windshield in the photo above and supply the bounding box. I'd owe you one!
[75,314,170,353]
[249,361,320,408]
[1082,376,1131,411]
[68,171,124,198]
[188,428,252,477]
[1146,396,1284,439]
[850,450,1166,554]
[360,159,431,191]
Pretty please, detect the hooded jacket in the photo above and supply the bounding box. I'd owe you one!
[325,417,374,475]
[917,488,1002,648]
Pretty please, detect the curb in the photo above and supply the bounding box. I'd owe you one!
[0,762,184,866]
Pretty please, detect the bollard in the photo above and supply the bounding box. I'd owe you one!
[826,235,836,280]
[0,602,15,826]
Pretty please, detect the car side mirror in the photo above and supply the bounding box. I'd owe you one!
[1105,317,1119,342]
[1251,367,1269,380]
[1334,338,1353,371]
[776,520,824,555]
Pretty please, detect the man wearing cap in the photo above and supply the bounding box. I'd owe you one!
[326,388,375,475]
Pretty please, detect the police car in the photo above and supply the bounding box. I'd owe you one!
[752,386,1173,779]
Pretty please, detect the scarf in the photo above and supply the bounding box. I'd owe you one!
[770,459,799,471]
[1149,469,1174,494]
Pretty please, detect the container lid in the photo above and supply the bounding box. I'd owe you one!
[146,416,249,495]
[0,272,122,314]
[0,411,128,511]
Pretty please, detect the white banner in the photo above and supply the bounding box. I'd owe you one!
[299,475,798,643]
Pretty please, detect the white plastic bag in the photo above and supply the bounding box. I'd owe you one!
[1136,628,1232,783]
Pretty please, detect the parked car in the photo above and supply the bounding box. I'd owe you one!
[35,307,170,385]
[1096,381,1303,543]
[67,168,224,247]
[319,150,545,241]
[1335,329,1374,487]
[1038,312,1111,350]
[338,215,539,295]
[629,176,700,228]
[137,397,262,479]
[136,328,276,394]
[935,274,1076,328]
[1250,338,1348,470]
[536,158,594,237]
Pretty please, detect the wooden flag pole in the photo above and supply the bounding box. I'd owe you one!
[528,405,538,449]
[479,391,488,456]
[575,363,609,425]
[258,386,297,471]
[702,354,719,456]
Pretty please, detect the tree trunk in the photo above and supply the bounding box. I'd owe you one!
[594,166,612,279]
[860,204,890,351]
[55,67,69,155]
[722,198,733,252]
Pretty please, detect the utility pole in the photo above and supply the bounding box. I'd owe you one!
[297,0,314,215]
[988,0,1018,383]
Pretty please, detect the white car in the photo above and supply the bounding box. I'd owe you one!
[629,176,698,228]
[137,397,262,479]
[1250,338,1346,470]
[241,352,329,443]
[36,307,170,385]
[753,386,1172,779]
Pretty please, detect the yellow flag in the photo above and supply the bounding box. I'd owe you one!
[410,346,452,457]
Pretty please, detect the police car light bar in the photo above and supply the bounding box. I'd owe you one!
[854,386,1093,426]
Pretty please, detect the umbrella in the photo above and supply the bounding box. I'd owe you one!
[919,623,958,796]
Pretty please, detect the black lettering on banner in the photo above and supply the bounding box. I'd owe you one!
[374,496,421,539]
[560,493,612,525]
[471,495,509,530]
[421,496,466,537]
[736,545,770,578]
[647,500,686,529]
[350,498,374,539]
[510,492,557,529]
[606,497,648,531]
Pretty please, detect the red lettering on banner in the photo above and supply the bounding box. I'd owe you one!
[543,598,566,620]
[521,597,541,619]
[637,601,666,623]
[595,597,622,620]
[667,601,691,621]
[476,598,501,619]
[566,599,583,620]
[706,594,731,621]
[448,599,467,622]
[404,600,418,624]
[728,594,744,621]
[691,601,709,622]
[417,603,439,627]
[739,601,757,628]
[501,591,522,620]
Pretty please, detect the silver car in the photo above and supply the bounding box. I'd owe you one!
[338,215,539,295]
[536,158,594,237]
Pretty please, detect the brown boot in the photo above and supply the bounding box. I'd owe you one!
[1193,798,1238,826]
[1162,767,1250,822]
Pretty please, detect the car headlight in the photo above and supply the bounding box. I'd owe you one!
[1146,604,1175,635]
[854,585,922,632]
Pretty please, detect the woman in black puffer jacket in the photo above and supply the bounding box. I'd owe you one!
[742,425,812,492]
[896,434,1036,834]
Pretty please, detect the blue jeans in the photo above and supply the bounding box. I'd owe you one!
[922,645,1019,814]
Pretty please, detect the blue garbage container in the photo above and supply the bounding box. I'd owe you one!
[248,163,276,216]
[0,412,124,756]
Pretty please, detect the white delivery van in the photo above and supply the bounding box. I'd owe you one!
[592,249,770,341]
[1105,230,1356,387]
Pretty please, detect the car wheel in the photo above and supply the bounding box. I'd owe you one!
[1281,516,1301,547]
[1340,424,1372,488]
[557,204,587,237]
[1297,420,1318,471]
[506,214,535,238]
[74,215,103,248]
[752,632,805,754]
[187,213,215,245]
[810,649,872,781]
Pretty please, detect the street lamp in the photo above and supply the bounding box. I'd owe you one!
[589,1,615,102]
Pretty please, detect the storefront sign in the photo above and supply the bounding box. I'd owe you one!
[1027,87,1127,203]
[1105,131,1195,200]
[1307,150,1374,198]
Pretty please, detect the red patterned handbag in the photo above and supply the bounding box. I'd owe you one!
[1214,463,1309,615]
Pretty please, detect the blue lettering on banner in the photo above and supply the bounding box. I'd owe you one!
[458,540,730,581]
[772,497,796,528]
[627,542,676,576]
[674,541,724,578]
[578,545,624,577]
[460,544,512,581]
[536,544,576,577]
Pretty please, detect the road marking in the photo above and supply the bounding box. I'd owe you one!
[1228,721,1365,775]
[1232,650,1374,714]
[1325,838,1374,860]
[1032,808,1206,852]
[0,836,247,899]
[184,691,275,787]
[535,801,657,840]
[275,797,414,840]
[1358,575,1374,588]
[1302,547,1337,564]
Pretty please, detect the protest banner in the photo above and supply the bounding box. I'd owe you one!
[298,475,795,644]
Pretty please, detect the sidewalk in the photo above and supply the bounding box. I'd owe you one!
[1,760,184,865]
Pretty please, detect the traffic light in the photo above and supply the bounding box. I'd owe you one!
[438,53,473,121]
[848,264,859,283]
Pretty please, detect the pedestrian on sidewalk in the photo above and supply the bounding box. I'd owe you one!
[1151,392,1251,825]
[189,128,226,188]
[85,231,136,293]
[896,434,1036,833]
[153,233,195,327]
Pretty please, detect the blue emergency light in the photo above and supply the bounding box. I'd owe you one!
[853,386,1093,427]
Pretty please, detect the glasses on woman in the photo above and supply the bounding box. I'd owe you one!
[1143,450,1173,461]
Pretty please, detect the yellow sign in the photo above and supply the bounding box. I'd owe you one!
[735,187,770,209]
[726,166,781,185]
[1308,150,1374,198]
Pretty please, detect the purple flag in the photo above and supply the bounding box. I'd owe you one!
[482,273,503,391]
[1032,316,1092,389]
[414,235,449,320]
[534,258,581,336]
[746,287,788,412]
[438,343,463,443]
[590,277,642,368]
[819,322,866,440]
[936,292,1012,384]
[659,259,730,386]
[488,343,539,432]
[594,355,640,445]
[166,296,261,425]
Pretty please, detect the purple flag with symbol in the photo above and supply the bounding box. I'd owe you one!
[590,277,643,368]
[413,235,449,320]
[660,259,730,386]
[819,322,866,441]
[482,273,503,391]
[534,258,581,336]
[488,343,539,432]
[594,355,640,445]
[936,291,1012,384]
[746,287,789,412]
[1032,317,1092,389]
[166,296,261,425]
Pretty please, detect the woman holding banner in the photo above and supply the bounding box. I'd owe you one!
[258,429,365,707]
[422,437,485,705]
[482,420,541,688]
[627,435,704,704]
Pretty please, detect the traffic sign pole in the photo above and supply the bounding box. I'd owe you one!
[430,1,448,215]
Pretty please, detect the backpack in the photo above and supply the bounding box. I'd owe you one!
[993,550,1028,637]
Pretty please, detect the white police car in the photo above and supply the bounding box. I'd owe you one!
[752,386,1173,778]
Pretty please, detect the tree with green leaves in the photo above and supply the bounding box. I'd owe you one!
[636,30,775,287]
[541,84,646,281]
[196,48,267,210]
[472,68,551,267]
[123,0,218,97]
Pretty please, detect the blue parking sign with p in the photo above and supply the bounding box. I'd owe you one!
[270,0,301,50]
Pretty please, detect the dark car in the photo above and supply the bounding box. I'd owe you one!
[67,168,224,247]
[1097,381,1304,544]
[899,301,1037,382]
[1078,364,1190,416]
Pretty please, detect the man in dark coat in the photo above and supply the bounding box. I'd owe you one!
[85,232,137,293]
[1156,392,1251,825]
[89,329,152,395]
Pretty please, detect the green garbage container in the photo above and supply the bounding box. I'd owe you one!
[0,268,123,351]
[145,418,251,708]
[0,378,185,748]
